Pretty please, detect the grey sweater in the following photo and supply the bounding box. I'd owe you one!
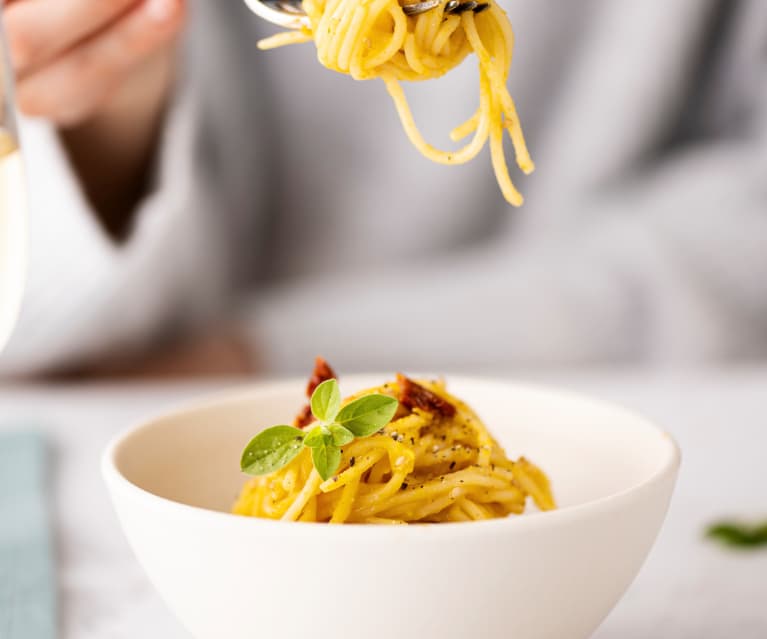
[3,0,767,375]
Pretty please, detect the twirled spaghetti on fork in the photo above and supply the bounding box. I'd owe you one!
[257,0,534,206]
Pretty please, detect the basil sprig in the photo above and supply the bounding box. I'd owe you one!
[706,521,767,549]
[241,379,398,481]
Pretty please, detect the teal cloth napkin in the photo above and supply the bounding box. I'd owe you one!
[0,431,56,639]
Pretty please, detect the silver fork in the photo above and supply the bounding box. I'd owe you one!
[242,0,488,30]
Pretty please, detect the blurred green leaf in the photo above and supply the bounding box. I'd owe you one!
[706,521,767,549]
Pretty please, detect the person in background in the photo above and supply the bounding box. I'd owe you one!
[1,0,766,378]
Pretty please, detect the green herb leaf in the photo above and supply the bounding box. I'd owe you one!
[707,521,767,549]
[311,379,342,422]
[241,426,305,476]
[312,443,342,481]
[328,423,354,447]
[240,377,399,482]
[303,425,330,449]
[336,394,399,437]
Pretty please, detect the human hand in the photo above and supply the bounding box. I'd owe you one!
[5,0,187,127]
[4,0,188,234]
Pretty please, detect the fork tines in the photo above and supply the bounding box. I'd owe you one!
[401,0,489,16]
[444,0,489,14]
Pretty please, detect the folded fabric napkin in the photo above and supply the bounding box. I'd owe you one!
[0,431,56,639]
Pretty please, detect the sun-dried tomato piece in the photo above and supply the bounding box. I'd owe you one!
[294,404,314,429]
[396,374,456,417]
[306,356,337,397]
[293,357,338,428]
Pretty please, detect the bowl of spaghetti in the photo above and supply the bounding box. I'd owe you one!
[103,367,680,639]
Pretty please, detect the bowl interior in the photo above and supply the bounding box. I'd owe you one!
[111,376,677,516]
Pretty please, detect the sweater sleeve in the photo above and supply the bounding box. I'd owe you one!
[0,0,273,376]
[0,63,229,376]
[243,139,767,374]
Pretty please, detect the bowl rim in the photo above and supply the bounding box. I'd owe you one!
[102,375,681,539]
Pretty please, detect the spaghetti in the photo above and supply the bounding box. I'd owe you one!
[233,365,555,524]
[257,0,534,206]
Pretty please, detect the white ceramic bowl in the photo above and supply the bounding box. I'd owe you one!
[102,376,680,639]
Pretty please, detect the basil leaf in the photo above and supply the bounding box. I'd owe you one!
[241,426,305,476]
[336,394,399,437]
[304,425,330,449]
[707,522,767,548]
[329,423,354,447]
[312,443,342,481]
[311,379,341,422]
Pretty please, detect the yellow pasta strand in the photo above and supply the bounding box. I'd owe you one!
[257,0,533,206]
[233,376,556,524]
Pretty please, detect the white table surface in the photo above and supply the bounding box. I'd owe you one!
[1,368,766,638]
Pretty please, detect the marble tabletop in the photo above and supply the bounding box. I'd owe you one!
[1,368,766,638]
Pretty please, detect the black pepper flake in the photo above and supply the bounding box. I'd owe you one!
[410,437,415,445]
[401,482,409,490]
[449,461,456,471]
[350,457,356,467]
